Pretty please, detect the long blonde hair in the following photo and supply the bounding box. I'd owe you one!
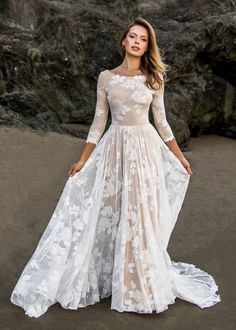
[117,17,170,91]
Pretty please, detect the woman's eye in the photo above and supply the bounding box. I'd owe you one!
[129,35,147,42]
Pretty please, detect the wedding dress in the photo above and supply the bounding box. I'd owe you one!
[10,69,221,318]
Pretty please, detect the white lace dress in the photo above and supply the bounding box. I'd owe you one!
[10,69,221,317]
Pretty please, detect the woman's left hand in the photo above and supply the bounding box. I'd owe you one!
[179,156,193,176]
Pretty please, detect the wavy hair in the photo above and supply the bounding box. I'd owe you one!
[117,17,170,91]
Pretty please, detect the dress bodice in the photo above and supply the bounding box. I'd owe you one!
[86,69,175,144]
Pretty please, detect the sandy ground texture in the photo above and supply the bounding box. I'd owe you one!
[0,125,235,330]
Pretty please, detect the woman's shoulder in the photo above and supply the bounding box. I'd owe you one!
[99,69,110,76]
[96,70,111,90]
[96,69,109,81]
[97,69,111,82]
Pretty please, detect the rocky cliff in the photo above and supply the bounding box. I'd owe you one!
[0,0,235,148]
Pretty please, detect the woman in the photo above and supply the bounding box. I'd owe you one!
[10,17,221,318]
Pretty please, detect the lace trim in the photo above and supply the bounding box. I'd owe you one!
[107,70,146,78]
[163,136,176,142]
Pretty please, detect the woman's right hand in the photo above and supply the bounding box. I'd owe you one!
[68,160,85,177]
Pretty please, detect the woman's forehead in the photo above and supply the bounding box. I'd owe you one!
[129,25,148,37]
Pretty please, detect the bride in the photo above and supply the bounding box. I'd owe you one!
[10,16,221,318]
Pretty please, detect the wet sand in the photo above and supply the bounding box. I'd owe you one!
[0,126,235,329]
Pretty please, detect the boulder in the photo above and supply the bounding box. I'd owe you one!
[0,0,235,148]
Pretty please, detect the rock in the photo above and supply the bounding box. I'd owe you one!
[0,105,88,139]
[0,0,235,148]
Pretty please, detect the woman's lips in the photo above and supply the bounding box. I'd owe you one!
[131,46,140,51]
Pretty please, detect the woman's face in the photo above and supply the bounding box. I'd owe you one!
[122,24,148,56]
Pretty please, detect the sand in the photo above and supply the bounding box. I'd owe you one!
[0,125,235,329]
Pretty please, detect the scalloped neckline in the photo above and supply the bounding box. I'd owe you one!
[106,69,146,78]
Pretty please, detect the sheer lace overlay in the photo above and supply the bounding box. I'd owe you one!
[86,70,175,144]
[10,70,221,318]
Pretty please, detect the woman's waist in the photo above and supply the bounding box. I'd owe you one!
[110,121,151,127]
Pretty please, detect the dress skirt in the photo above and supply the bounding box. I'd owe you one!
[10,123,221,317]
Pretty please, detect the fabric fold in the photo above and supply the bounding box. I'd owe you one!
[10,123,221,317]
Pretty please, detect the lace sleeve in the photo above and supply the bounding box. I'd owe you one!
[86,71,109,145]
[151,79,175,142]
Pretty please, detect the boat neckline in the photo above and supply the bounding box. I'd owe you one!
[106,69,146,78]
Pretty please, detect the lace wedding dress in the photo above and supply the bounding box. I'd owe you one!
[10,69,221,317]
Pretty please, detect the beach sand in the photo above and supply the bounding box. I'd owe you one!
[0,126,235,329]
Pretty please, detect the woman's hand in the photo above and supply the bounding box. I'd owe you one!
[179,156,193,176]
[164,139,193,176]
[68,160,85,177]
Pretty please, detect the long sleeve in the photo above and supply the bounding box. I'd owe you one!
[86,71,109,145]
[151,81,175,142]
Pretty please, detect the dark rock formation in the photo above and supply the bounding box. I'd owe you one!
[0,0,235,148]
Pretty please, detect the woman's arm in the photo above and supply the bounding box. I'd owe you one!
[84,71,109,145]
[151,79,192,175]
[68,71,109,177]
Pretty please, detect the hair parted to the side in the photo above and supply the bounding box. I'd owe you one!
[117,16,170,91]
